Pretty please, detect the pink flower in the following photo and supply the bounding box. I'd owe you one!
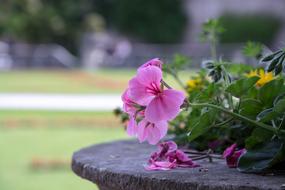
[121,89,137,115]
[223,144,246,168]
[129,66,185,123]
[126,115,137,136]
[145,141,199,170]
[138,58,163,70]
[137,119,168,145]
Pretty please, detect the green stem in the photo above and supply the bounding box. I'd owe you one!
[189,102,277,134]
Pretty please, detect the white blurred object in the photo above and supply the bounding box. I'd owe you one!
[0,93,122,111]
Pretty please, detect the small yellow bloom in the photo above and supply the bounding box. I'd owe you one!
[246,69,274,87]
[186,78,202,92]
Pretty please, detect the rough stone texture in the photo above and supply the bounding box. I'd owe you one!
[72,139,285,190]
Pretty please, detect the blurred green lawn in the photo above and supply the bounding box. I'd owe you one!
[0,69,195,93]
[0,111,128,190]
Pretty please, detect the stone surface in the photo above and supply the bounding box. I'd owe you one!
[72,139,285,190]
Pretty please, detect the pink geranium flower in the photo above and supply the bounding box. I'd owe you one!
[145,141,199,170]
[137,118,168,145]
[126,115,137,136]
[129,66,185,123]
[138,58,163,70]
[223,144,246,168]
[121,89,138,115]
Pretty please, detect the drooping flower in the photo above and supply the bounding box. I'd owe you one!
[145,141,199,170]
[223,144,246,168]
[246,69,274,87]
[128,66,185,123]
[138,58,163,71]
[137,118,168,145]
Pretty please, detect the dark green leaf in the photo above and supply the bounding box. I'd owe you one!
[238,139,285,173]
[226,76,259,98]
[258,79,284,107]
[188,109,217,141]
[256,108,278,122]
[267,57,280,72]
[245,128,273,150]
[262,54,275,62]
[239,99,263,119]
[273,98,285,114]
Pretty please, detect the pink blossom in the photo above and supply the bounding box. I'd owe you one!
[126,115,137,136]
[223,144,246,168]
[138,58,163,70]
[137,119,168,145]
[129,66,185,123]
[145,141,199,170]
[121,89,137,115]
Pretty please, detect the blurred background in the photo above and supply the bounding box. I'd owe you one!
[0,0,284,190]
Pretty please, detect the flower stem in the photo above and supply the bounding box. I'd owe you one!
[189,102,278,134]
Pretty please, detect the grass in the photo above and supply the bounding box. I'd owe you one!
[0,111,128,190]
[0,69,196,94]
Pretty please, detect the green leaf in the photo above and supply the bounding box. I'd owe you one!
[273,98,285,114]
[188,109,216,141]
[239,99,263,119]
[256,108,278,122]
[245,128,273,150]
[258,79,284,107]
[238,139,285,173]
[226,76,259,98]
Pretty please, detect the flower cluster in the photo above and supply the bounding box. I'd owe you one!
[122,58,185,145]
[146,141,199,170]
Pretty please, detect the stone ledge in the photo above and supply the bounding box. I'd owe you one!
[72,139,285,190]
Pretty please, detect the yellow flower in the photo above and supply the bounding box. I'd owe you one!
[186,78,202,92]
[246,69,274,87]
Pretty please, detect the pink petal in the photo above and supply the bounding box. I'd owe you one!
[137,119,148,143]
[136,66,162,87]
[128,77,155,105]
[126,116,137,137]
[156,121,168,139]
[145,89,185,122]
[138,58,163,71]
[145,164,171,171]
[145,125,162,145]
[223,144,237,158]
[175,150,191,162]
[121,89,136,114]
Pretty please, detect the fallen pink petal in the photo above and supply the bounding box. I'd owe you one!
[146,141,199,171]
[223,144,246,168]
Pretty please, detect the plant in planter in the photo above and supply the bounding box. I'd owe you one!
[116,19,285,174]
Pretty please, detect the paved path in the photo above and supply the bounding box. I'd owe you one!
[0,93,122,111]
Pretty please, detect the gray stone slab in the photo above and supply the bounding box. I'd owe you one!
[72,139,285,190]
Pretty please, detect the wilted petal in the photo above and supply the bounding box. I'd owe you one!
[145,89,185,122]
[126,116,137,137]
[226,148,246,168]
[223,144,237,158]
